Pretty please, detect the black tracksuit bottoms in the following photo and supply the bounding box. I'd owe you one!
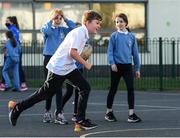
[17,69,90,121]
[107,64,135,109]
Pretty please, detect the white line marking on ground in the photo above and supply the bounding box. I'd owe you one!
[80,128,180,137]
[1,102,179,109]
[88,103,180,109]
[1,108,180,118]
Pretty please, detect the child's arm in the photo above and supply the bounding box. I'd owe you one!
[70,48,92,70]
[40,21,54,36]
[132,37,141,79]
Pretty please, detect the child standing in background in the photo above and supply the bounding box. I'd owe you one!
[105,13,141,123]
[2,31,21,91]
[0,16,28,91]
[41,8,76,124]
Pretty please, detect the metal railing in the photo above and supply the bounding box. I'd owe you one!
[0,37,180,90]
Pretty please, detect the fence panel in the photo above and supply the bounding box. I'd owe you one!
[0,38,180,90]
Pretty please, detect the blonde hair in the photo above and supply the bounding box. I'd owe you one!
[49,8,63,20]
[82,10,102,25]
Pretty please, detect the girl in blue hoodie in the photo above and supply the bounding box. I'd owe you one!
[0,16,28,91]
[41,8,76,124]
[105,13,141,123]
[2,31,21,91]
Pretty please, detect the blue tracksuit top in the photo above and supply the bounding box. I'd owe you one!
[75,62,83,70]
[107,31,140,71]
[41,19,76,56]
[7,25,20,44]
[5,40,21,58]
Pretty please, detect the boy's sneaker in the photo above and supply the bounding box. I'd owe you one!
[54,113,68,125]
[8,102,21,126]
[72,114,77,122]
[77,119,98,130]
[105,111,117,122]
[0,83,5,91]
[127,113,142,123]
[43,111,53,123]
[20,83,28,91]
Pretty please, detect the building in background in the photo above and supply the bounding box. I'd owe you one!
[0,0,180,46]
[0,0,146,44]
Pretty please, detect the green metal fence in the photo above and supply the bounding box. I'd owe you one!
[0,37,180,90]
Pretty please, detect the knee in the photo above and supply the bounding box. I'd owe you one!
[79,82,91,95]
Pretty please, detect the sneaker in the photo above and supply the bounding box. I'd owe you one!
[20,83,28,91]
[77,119,98,130]
[54,113,68,125]
[127,113,142,123]
[105,111,117,122]
[0,83,5,91]
[4,87,12,91]
[43,111,53,123]
[72,114,77,122]
[8,102,21,126]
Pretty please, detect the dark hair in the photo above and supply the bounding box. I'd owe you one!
[115,13,130,32]
[7,16,19,30]
[6,31,17,48]
[82,10,102,24]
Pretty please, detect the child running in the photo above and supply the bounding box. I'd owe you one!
[8,10,102,130]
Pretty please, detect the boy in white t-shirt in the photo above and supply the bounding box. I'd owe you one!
[8,10,102,130]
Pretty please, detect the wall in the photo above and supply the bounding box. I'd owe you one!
[148,0,180,38]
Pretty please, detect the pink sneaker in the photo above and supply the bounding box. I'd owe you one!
[20,83,28,91]
[0,83,5,91]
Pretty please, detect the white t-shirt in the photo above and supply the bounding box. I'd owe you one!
[46,25,89,75]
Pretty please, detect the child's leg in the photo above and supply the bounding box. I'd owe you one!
[19,52,26,84]
[123,65,134,111]
[74,88,79,114]
[62,83,74,109]
[12,62,20,90]
[1,55,6,84]
[55,86,63,114]
[9,71,65,126]
[45,98,52,111]
[44,56,53,112]
[66,69,90,122]
[2,58,11,88]
[123,66,142,123]
[107,69,121,109]
[19,72,65,111]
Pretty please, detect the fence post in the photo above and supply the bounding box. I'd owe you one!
[159,37,163,91]
[172,40,175,78]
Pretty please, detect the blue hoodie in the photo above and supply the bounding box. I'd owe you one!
[7,25,20,44]
[5,39,21,62]
[108,31,140,71]
[41,19,76,56]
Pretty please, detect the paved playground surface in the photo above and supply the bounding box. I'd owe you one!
[0,89,180,137]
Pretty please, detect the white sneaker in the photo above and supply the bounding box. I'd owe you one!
[43,111,53,123]
[71,114,77,122]
[54,113,68,125]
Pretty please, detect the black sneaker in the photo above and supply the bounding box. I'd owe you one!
[105,111,117,122]
[9,104,21,126]
[128,113,142,123]
[12,88,19,92]
[5,87,12,91]
[77,119,98,130]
